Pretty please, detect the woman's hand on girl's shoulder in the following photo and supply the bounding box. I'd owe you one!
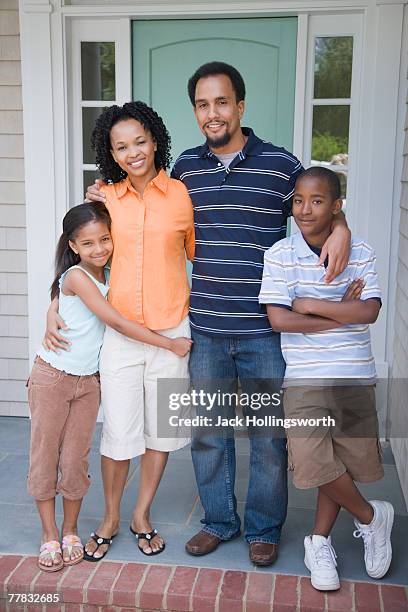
[85,178,107,203]
[169,337,193,357]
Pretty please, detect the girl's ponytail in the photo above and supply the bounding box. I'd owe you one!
[50,202,111,300]
[50,233,80,299]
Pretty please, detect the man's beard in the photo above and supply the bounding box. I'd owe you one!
[205,129,231,149]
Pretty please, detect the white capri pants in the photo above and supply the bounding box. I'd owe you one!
[100,316,190,460]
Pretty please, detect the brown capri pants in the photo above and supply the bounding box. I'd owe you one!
[27,357,100,501]
[283,385,384,489]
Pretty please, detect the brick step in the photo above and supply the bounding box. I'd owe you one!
[0,555,407,611]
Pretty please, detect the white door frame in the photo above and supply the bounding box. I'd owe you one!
[68,19,131,204]
[19,0,407,388]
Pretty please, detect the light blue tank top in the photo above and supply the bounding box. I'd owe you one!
[37,265,109,375]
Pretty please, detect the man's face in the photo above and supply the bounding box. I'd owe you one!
[193,74,244,149]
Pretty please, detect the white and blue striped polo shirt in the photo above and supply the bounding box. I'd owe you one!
[258,231,381,381]
[172,128,303,338]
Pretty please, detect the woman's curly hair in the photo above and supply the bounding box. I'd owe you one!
[91,101,172,183]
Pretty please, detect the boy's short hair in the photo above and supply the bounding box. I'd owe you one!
[296,166,341,201]
[187,61,246,105]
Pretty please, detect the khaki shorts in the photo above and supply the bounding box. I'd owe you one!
[100,316,191,460]
[283,385,384,489]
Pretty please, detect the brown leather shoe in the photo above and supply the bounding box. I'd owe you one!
[249,542,279,566]
[185,530,223,556]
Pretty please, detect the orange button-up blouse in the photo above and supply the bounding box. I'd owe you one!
[102,169,195,330]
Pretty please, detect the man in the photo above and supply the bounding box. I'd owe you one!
[85,62,351,566]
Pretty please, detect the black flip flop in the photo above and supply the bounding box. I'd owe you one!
[83,531,116,562]
[130,525,166,556]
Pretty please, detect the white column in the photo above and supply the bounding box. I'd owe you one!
[19,0,64,361]
[355,2,404,373]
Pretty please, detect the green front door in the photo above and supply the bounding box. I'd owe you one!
[132,18,298,161]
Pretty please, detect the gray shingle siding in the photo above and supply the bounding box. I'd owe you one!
[390,58,408,507]
[0,3,28,416]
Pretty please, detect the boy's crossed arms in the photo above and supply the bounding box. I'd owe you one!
[268,280,380,334]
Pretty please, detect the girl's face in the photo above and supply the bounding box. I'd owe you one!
[110,119,157,184]
[69,221,113,269]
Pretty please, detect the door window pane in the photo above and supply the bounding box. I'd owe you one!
[312,105,350,163]
[83,170,101,199]
[81,42,116,101]
[82,107,104,164]
[314,37,353,99]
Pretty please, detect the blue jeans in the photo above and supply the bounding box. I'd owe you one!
[189,330,288,544]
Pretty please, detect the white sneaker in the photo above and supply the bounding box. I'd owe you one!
[304,535,340,591]
[353,500,394,579]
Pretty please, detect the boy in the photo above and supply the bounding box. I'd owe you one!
[259,166,393,591]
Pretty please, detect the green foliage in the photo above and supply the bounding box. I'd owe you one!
[312,131,348,162]
[312,37,352,163]
[314,37,353,99]
[99,43,116,101]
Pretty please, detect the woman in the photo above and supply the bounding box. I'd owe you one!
[44,101,194,558]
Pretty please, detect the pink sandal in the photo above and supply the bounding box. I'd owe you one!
[38,540,63,572]
[62,534,84,566]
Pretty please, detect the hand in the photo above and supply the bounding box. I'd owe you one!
[42,311,70,353]
[321,225,351,283]
[292,298,311,315]
[342,279,365,301]
[169,337,193,357]
[85,179,106,203]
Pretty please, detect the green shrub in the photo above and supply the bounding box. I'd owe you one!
[312,131,348,162]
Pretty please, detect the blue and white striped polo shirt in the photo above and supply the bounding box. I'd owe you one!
[172,128,303,338]
[258,231,381,381]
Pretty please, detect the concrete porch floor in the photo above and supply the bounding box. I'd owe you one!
[0,416,407,587]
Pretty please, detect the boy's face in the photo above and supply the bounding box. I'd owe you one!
[292,175,342,243]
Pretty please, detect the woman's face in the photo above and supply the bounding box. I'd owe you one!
[110,119,157,183]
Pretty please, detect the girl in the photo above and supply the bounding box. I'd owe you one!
[30,202,191,572]
[44,101,195,560]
